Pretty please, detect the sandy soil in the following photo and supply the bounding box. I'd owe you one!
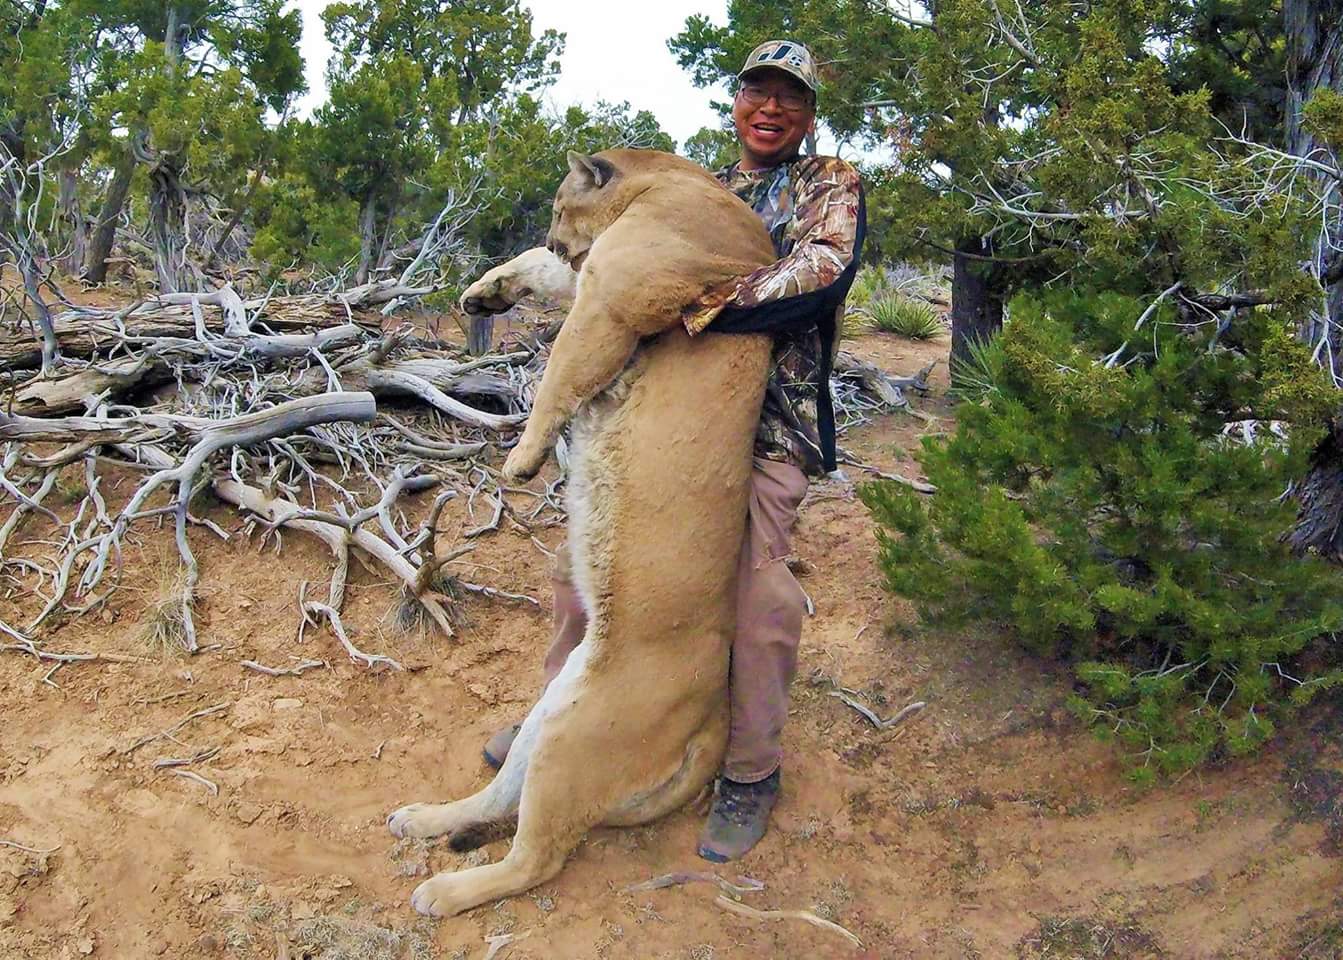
[2,322,1342,960]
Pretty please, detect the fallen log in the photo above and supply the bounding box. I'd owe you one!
[8,355,172,417]
[1,293,377,370]
[834,351,934,408]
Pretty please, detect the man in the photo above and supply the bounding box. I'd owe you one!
[476,39,864,862]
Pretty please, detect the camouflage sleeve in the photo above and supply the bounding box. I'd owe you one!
[684,156,862,336]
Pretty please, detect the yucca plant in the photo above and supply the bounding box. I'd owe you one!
[948,333,1008,403]
[866,296,943,340]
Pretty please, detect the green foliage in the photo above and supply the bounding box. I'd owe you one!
[323,0,562,127]
[308,53,432,205]
[1,1,308,285]
[438,97,674,257]
[1304,89,1343,151]
[947,334,1009,405]
[861,290,1343,778]
[865,296,943,339]
[846,265,886,309]
[682,125,739,170]
[289,0,579,276]
[250,172,362,275]
[1164,0,1286,144]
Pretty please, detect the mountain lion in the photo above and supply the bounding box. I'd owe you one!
[387,148,775,917]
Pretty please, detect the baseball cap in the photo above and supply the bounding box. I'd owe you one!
[738,40,818,95]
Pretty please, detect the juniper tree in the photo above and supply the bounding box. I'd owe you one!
[57,1,305,289]
[316,0,562,283]
[861,290,1343,779]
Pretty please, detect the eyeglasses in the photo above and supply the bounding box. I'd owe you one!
[737,83,811,113]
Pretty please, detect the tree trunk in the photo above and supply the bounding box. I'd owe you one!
[1285,0,1343,158]
[0,145,58,373]
[1289,423,1343,558]
[147,156,189,293]
[949,235,1005,377]
[57,165,88,277]
[164,6,181,65]
[205,128,279,272]
[1286,0,1343,555]
[0,125,21,258]
[17,249,57,373]
[83,144,137,284]
[355,191,379,286]
[143,7,192,293]
[374,200,400,275]
[1285,0,1343,371]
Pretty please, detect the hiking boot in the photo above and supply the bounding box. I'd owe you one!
[697,769,781,863]
[482,723,521,770]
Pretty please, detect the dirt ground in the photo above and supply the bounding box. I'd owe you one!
[3,319,1343,960]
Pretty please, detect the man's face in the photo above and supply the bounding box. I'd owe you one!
[732,69,815,170]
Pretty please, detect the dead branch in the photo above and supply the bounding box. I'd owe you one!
[481,931,531,960]
[623,872,765,900]
[0,838,61,856]
[829,692,928,730]
[152,747,221,769]
[167,768,219,795]
[714,895,863,949]
[124,701,231,755]
[834,352,934,408]
[846,461,937,494]
[0,638,150,666]
[453,580,542,608]
[0,292,375,371]
[240,658,326,677]
[75,392,377,652]
[298,593,406,672]
[220,478,458,638]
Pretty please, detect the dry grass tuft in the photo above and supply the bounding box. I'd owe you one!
[133,563,193,656]
[290,915,434,960]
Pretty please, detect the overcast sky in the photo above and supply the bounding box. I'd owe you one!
[288,1,732,146]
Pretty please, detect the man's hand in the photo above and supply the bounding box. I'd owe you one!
[682,279,740,336]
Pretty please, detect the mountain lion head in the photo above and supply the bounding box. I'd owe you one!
[546,151,627,272]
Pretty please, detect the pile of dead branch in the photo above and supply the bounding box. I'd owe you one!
[1,278,930,662]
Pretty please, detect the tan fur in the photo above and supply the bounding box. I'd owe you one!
[459,245,577,313]
[388,149,776,918]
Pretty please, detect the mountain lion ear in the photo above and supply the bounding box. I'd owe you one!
[566,151,615,188]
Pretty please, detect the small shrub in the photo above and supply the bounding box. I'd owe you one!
[861,290,1343,779]
[866,296,943,339]
[847,264,886,308]
[54,469,88,504]
[841,306,872,339]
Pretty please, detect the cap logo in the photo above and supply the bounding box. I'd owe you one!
[740,40,818,94]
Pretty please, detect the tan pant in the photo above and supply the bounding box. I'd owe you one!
[542,457,809,783]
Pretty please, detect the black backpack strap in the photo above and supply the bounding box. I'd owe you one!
[815,307,840,472]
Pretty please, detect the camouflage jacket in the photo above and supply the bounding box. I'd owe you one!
[683,155,864,476]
